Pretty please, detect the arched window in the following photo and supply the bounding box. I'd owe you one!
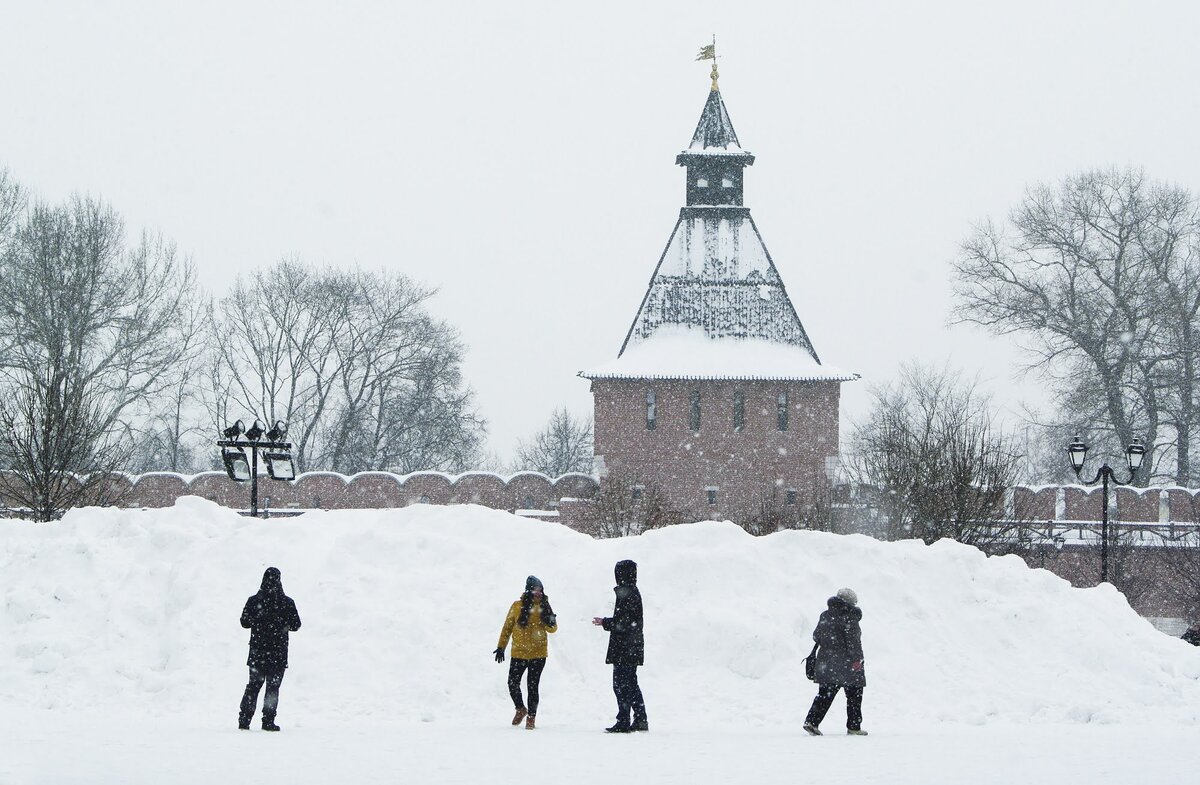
[733,391,744,432]
[777,391,789,431]
[646,390,657,430]
[696,177,709,188]
[722,177,733,188]
[689,389,701,431]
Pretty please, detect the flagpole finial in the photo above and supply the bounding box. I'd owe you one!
[695,37,719,91]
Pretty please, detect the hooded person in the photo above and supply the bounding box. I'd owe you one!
[591,559,647,733]
[237,567,302,731]
[494,575,558,730]
[803,587,866,736]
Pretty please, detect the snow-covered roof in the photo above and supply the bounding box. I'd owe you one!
[621,211,820,359]
[687,88,744,152]
[581,327,858,382]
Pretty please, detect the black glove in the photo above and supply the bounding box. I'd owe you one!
[542,613,557,627]
[494,647,505,663]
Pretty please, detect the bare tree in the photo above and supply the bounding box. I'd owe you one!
[0,198,203,433]
[0,169,27,239]
[513,408,593,476]
[590,472,672,538]
[953,168,1200,485]
[212,260,486,474]
[845,363,1027,547]
[1152,530,1200,623]
[0,186,202,513]
[125,364,207,473]
[0,368,130,520]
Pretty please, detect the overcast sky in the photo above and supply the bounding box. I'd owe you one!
[3,1,1199,464]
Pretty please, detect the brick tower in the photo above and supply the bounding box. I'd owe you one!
[580,67,857,526]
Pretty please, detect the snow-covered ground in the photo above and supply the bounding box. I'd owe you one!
[2,498,1199,784]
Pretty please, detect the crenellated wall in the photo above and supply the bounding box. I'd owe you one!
[0,470,600,517]
[1011,484,1200,524]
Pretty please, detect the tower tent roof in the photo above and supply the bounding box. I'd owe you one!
[621,211,818,356]
[688,88,743,152]
[579,75,857,384]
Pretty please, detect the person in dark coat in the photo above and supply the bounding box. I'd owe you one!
[1183,623,1200,646]
[803,587,866,736]
[237,567,302,731]
[591,559,647,733]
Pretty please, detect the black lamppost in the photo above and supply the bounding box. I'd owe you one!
[218,419,295,517]
[1066,436,1146,583]
[1021,526,1066,568]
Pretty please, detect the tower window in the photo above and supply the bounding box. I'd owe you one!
[689,390,701,431]
[733,391,744,432]
[722,177,733,188]
[786,489,797,506]
[631,485,644,501]
[646,390,656,430]
[696,177,709,188]
[777,391,789,431]
[706,487,718,505]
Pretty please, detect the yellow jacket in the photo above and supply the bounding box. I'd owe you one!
[497,600,558,660]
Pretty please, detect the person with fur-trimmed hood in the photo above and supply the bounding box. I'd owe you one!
[592,559,648,733]
[803,587,867,736]
[494,575,558,730]
[237,567,302,731]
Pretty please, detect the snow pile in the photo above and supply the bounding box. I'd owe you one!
[1,497,1198,730]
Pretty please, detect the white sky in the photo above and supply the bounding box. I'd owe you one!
[3,1,1199,463]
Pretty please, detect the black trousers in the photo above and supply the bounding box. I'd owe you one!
[239,666,285,725]
[805,682,864,731]
[507,657,546,715]
[612,665,647,725]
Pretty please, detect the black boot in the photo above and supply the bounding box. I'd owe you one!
[631,718,649,732]
[605,722,632,733]
[262,720,281,732]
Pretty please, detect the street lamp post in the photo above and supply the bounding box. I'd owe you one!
[1066,436,1146,584]
[218,419,296,517]
[1020,525,1066,568]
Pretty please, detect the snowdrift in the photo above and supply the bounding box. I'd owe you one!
[2,497,1198,730]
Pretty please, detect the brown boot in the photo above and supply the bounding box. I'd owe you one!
[525,714,536,730]
[511,708,527,726]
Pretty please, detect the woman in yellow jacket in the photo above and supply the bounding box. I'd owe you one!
[494,575,558,729]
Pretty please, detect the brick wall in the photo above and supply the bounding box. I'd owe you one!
[591,378,841,522]
[0,471,600,515]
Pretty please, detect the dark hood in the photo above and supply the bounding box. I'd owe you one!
[828,595,862,620]
[260,567,283,595]
[615,559,637,587]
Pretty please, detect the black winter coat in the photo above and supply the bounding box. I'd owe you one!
[811,596,865,688]
[241,568,302,671]
[1183,625,1200,647]
[601,560,644,666]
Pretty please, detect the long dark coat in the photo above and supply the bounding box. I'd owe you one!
[240,568,302,671]
[601,559,644,666]
[811,596,865,688]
